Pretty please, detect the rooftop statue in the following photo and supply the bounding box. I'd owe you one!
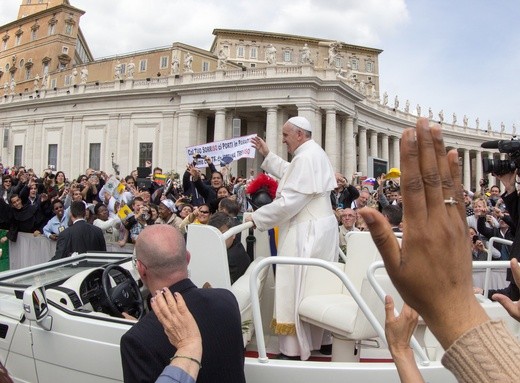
[265,44,276,65]
[217,48,228,70]
[301,43,313,65]
[114,60,122,80]
[71,68,77,86]
[80,67,88,84]
[171,55,180,75]
[126,59,135,79]
[183,52,193,72]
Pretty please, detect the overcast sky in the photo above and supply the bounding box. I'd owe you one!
[2,0,519,133]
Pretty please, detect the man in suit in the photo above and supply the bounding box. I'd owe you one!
[208,212,250,284]
[382,204,402,233]
[120,224,245,383]
[51,201,106,260]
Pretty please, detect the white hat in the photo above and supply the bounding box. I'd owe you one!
[287,116,313,133]
[161,199,176,213]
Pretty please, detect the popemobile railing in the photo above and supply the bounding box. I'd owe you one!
[248,256,430,366]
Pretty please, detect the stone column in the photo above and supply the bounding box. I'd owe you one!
[31,120,42,170]
[265,107,278,154]
[62,116,73,174]
[358,126,368,176]
[297,105,317,134]
[344,116,355,177]
[381,133,389,163]
[313,109,323,147]
[107,114,120,173]
[325,109,338,170]
[483,152,493,188]
[118,114,131,175]
[161,112,175,171]
[370,130,378,158]
[214,109,226,142]
[475,150,482,189]
[176,110,198,170]
[392,136,400,169]
[463,148,471,190]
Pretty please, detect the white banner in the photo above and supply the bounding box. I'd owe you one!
[185,134,257,167]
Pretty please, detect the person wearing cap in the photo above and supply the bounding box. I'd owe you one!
[247,116,338,360]
[156,199,183,230]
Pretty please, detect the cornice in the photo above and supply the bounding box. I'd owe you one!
[211,28,383,55]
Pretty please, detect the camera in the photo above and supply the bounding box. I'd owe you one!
[481,139,520,175]
[472,235,480,244]
[383,180,399,191]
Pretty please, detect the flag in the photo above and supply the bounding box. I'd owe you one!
[153,174,167,185]
[117,205,133,220]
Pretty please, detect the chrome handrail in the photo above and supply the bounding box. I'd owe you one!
[249,256,391,364]
[367,261,430,366]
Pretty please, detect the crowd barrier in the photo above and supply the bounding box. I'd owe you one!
[0,232,511,294]
[472,269,508,291]
[5,233,133,271]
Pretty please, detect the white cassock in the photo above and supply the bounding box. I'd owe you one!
[251,139,338,360]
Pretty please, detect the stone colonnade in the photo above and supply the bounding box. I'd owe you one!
[197,105,402,180]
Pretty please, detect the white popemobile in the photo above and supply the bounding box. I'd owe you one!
[0,223,517,383]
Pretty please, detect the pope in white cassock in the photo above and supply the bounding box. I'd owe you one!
[247,116,338,360]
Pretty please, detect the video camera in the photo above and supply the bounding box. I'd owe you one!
[481,139,520,175]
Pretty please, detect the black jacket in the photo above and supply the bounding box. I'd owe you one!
[52,220,106,260]
[488,191,520,299]
[330,185,360,210]
[120,278,245,383]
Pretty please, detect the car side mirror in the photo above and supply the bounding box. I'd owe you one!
[23,286,49,322]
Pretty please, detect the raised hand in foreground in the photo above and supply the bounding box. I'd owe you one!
[151,289,202,382]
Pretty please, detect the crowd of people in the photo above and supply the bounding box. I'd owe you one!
[2,116,520,383]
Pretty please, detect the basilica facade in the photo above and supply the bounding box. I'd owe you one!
[0,0,509,190]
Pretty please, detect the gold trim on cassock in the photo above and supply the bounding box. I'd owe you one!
[271,319,296,335]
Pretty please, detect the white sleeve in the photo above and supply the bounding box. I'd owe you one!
[251,187,314,231]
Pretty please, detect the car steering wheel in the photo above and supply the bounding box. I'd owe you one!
[102,265,144,319]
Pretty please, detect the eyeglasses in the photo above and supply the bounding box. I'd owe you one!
[199,210,210,214]
[132,254,148,270]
